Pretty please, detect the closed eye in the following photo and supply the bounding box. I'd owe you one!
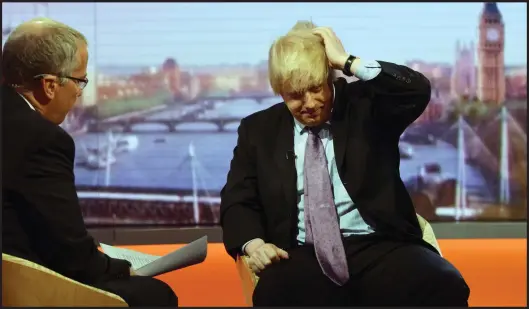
[309,86,322,93]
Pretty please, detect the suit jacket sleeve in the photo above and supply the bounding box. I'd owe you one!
[20,127,131,284]
[365,60,432,137]
[220,118,266,259]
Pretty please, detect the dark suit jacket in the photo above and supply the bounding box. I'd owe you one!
[2,85,131,285]
[220,61,438,261]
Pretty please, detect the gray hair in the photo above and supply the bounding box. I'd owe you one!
[2,17,87,87]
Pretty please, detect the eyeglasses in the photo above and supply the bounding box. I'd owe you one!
[33,74,89,90]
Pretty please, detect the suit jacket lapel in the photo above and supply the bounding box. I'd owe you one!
[273,106,298,220]
[331,79,349,173]
[332,78,369,200]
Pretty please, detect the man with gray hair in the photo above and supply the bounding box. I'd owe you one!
[2,18,178,307]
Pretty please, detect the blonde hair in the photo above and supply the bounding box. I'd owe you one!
[268,21,330,95]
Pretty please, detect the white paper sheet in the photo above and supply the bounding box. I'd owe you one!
[100,236,208,277]
[100,243,160,270]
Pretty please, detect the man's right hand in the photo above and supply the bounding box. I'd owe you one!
[244,238,289,274]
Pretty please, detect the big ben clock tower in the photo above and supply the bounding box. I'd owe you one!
[477,2,505,104]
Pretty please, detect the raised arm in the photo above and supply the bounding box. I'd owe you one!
[312,27,431,137]
[21,128,131,284]
[220,118,266,260]
[351,58,431,136]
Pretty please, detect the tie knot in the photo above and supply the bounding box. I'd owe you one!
[309,127,321,135]
[307,124,328,135]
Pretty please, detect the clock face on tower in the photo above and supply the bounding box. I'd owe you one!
[486,27,500,42]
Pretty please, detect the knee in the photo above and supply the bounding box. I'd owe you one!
[444,272,470,304]
[164,285,178,307]
[252,281,281,306]
[154,279,179,307]
[252,265,290,306]
[168,290,179,307]
[430,267,470,305]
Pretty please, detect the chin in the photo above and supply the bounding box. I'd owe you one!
[304,121,319,127]
[303,117,324,126]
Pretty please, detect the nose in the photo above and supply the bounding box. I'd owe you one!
[303,93,317,110]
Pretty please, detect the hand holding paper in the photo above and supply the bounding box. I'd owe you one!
[101,236,208,277]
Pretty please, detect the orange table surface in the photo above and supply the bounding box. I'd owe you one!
[117,239,526,307]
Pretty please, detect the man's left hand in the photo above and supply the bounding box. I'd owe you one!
[312,27,349,71]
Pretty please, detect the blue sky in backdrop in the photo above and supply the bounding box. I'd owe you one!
[2,2,527,67]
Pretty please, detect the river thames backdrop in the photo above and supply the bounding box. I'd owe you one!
[2,2,527,226]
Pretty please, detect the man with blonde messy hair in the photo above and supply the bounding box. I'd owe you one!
[2,18,178,307]
[221,21,469,306]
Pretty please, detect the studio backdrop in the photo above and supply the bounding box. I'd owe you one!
[2,2,527,227]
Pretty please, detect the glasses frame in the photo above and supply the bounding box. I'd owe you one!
[33,73,89,90]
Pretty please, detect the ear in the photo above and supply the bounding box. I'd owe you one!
[40,76,59,101]
[41,77,59,100]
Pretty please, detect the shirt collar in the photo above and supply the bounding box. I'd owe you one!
[17,93,36,111]
[293,83,335,135]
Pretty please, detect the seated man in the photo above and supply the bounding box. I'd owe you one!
[220,21,470,306]
[1,18,177,307]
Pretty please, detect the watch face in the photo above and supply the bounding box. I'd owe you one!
[486,28,500,42]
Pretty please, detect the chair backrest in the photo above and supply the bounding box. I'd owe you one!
[235,254,258,306]
[417,214,443,256]
[2,253,128,307]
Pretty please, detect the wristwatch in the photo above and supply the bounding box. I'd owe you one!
[342,55,357,77]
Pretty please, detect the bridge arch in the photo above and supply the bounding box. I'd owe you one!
[126,121,174,133]
[174,121,220,132]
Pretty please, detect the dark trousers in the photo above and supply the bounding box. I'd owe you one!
[253,235,470,306]
[93,276,178,307]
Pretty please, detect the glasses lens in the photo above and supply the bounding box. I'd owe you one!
[78,80,87,90]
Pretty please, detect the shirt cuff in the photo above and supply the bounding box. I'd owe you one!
[241,240,253,255]
[351,59,382,81]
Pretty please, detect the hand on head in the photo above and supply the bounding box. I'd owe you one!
[311,27,349,70]
[244,238,289,274]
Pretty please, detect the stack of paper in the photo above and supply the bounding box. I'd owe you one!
[100,236,208,277]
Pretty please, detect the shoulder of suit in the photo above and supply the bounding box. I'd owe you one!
[240,102,287,126]
[13,107,61,134]
[4,100,73,149]
[334,76,373,102]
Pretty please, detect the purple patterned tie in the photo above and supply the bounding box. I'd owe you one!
[303,126,350,286]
